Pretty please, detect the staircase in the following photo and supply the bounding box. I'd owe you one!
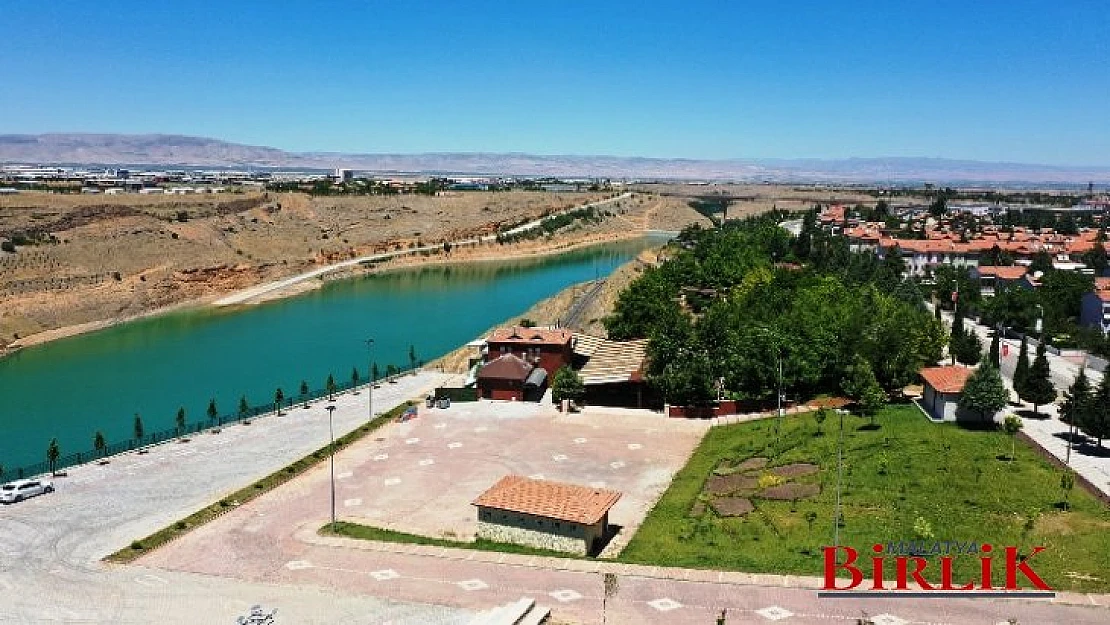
[467,597,551,625]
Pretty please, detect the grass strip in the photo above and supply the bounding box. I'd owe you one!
[323,520,578,560]
[105,400,415,563]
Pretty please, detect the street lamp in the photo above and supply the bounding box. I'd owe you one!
[833,408,847,548]
[326,403,337,531]
[365,338,375,421]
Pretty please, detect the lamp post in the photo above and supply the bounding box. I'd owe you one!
[326,403,337,531]
[365,338,375,421]
[834,408,847,548]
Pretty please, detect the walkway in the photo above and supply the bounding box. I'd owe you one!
[937,306,1110,499]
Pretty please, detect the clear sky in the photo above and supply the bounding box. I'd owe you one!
[1,1,1107,165]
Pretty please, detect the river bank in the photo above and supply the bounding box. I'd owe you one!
[0,239,652,469]
[0,229,645,359]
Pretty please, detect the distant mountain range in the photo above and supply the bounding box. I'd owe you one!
[2,133,1108,185]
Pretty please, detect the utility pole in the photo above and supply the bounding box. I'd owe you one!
[834,409,846,548]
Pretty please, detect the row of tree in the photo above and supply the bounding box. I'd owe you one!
[1060,367,1110,448]
[27,356,425,476]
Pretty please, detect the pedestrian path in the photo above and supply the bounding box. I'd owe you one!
[298,522,1110,610]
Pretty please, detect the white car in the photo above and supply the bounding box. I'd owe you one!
[0,478,54,503]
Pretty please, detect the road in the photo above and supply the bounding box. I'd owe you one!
[0,372,471,624]
[214,193,633,306]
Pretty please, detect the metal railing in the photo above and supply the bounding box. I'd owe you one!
[2,365,422,481]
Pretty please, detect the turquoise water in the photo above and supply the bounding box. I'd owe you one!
[0,239,655,470]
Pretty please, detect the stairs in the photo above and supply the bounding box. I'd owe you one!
[467,597,551,625]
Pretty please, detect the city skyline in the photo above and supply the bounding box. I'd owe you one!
[1,1,1108,166]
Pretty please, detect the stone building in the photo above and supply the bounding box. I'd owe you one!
[472,475,621,556]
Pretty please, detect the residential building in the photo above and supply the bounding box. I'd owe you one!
[485,327,573,378]
[1080,278,1110,334]
[969,265,1029,296]
[472,475,621,556]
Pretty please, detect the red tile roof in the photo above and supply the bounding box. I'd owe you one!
[920,366,973,394]
[488,327,573,346]
[477,353,533,381]
[975,266,1028,280]
[472,475,622,525]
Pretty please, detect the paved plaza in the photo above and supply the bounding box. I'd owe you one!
[3,370,1109,623]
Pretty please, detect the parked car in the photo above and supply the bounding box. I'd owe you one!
[0,478,54,503]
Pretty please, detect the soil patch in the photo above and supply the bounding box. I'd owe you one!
[736,457,769,471]
[705,474,760,495]
[710,497,754,517]
[758,483,820,500]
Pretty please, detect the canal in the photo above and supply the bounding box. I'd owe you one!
[0,238,657,471]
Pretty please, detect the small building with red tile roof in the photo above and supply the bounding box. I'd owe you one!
[919,365,989,422]
[476,353,544,401]
[486,326,574,378]
[472,475,622,555]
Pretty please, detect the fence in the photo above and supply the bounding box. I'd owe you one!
[2,364,422,481]
[434,386,478,402]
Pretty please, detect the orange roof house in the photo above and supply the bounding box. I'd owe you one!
[473,475,622,555]
[919,365,991,422]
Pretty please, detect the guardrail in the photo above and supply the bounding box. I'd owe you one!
[2,365,422,481]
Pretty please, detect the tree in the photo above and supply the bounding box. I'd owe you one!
[843,355,886,426]
[207,398,219,427]
[371,362,380,382]
[300,380,310,407]
[326,373,337,400]
[959,364,1009,422]
[1014,336,1030,395]
[1059,368,1093,427]
[46,438,60,475]
[989,331,1001,368]
[175,407,186,435]
[552,366,585,404]
[1060,471,1075,511]
[1002,414,1023,463]
[238,395,250,421]
[1081,371,1110,448]
[351,367,360,389]
[1019,341,1055,417]
[953,327,983,366]
[274,387,285,416]
[133,413,144,441]
[813,408,829,436]
[93,431,107,457]
[409,344,417,372]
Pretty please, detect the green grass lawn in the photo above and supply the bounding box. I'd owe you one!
[619,404,1110,593]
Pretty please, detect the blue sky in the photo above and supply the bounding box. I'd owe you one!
[1,1,1107,165]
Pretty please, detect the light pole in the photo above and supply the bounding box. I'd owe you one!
[326,403,337,531]
[834,408,846,548]
[365,338,375,421]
